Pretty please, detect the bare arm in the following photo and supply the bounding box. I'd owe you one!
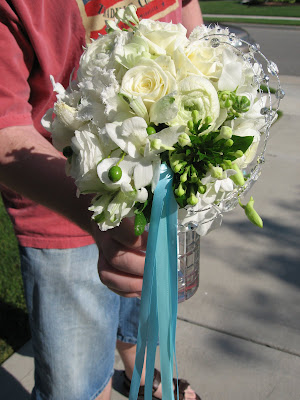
[0,125,146,296]
[182,0,204,36]
[0,125,93,232]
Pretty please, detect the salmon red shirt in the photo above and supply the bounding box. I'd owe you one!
[0,0,182,248]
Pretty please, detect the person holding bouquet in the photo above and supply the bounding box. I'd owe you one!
[0,0,203,399]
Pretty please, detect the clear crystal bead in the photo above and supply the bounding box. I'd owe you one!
[187,222,198,230]
[260,107,270,115]
[211,37,220,48]
[263,75,270,83]
[229,33,236,41]
[253,75,262,86]
[267,61,279,76]
[221,198,239,212]
[257,155,265,164]
[275,88,285,100]
[249,44,259,53]
[235,39,242,48]
[243,54,252,63]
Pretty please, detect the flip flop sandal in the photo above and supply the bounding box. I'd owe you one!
[122,368,201,400]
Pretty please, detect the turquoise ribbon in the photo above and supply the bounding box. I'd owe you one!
[129,164,178,400]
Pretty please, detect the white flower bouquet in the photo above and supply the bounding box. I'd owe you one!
[42,6,283,237]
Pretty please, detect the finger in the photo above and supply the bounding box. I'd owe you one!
[98,253,144,294]
[100,238,145,276]
[109,217,148,250]
[109,289,142,298]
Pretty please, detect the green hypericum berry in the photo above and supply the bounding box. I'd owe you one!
[134,212,147,236]
[63,146,73,158]
[146,126,156,135]
[108,165,122,182]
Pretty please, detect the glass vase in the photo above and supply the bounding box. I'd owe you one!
[177,227,200,303]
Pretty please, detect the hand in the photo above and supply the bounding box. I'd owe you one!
[93,218,148,297]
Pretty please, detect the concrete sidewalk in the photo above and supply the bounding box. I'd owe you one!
[1,75,300,400]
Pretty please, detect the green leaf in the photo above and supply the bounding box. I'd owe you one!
[134,198,148,214]
[196,152,206,161]
[230,135,254,153]
[134,212,147,236]
[175,194,187,208]
[94,212,105,224]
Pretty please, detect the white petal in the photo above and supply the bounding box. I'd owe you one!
[136,187,148,202]
[97,157,133,187]
[196,213,223,236]
[202,184,217,204]
[122,116,148,137]
[220,178,234,192]
[149,94,178,125]
[218,62,242,91]
[134,161,153,190]
[105,122,127,151]
[121,182,134,192]
[41,108,53,131]
[151,125,186,149]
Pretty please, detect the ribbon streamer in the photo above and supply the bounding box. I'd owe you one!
[129,164,178,400]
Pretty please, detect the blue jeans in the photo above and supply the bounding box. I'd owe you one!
[19,244,140,400]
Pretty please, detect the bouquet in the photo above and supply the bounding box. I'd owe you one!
[42,7,284,399]
[42,6,283,237]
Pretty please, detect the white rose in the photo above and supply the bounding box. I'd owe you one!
[114,35,151,69]
[185,41,223,80]
[186,26,232,80]
[137,20,188,55]
[120,58,176,111]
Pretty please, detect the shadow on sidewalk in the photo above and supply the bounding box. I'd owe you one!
[0,300,31,358]
[0,367,31,399]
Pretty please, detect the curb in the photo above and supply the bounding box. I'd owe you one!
[203,14,300,21]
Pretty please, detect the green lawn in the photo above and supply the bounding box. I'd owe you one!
[0,195,30,365]
[203,16,300,25]
[201,0,300,17]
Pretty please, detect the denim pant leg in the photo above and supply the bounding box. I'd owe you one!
[20,244,120,400]
[117,296,141,345]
